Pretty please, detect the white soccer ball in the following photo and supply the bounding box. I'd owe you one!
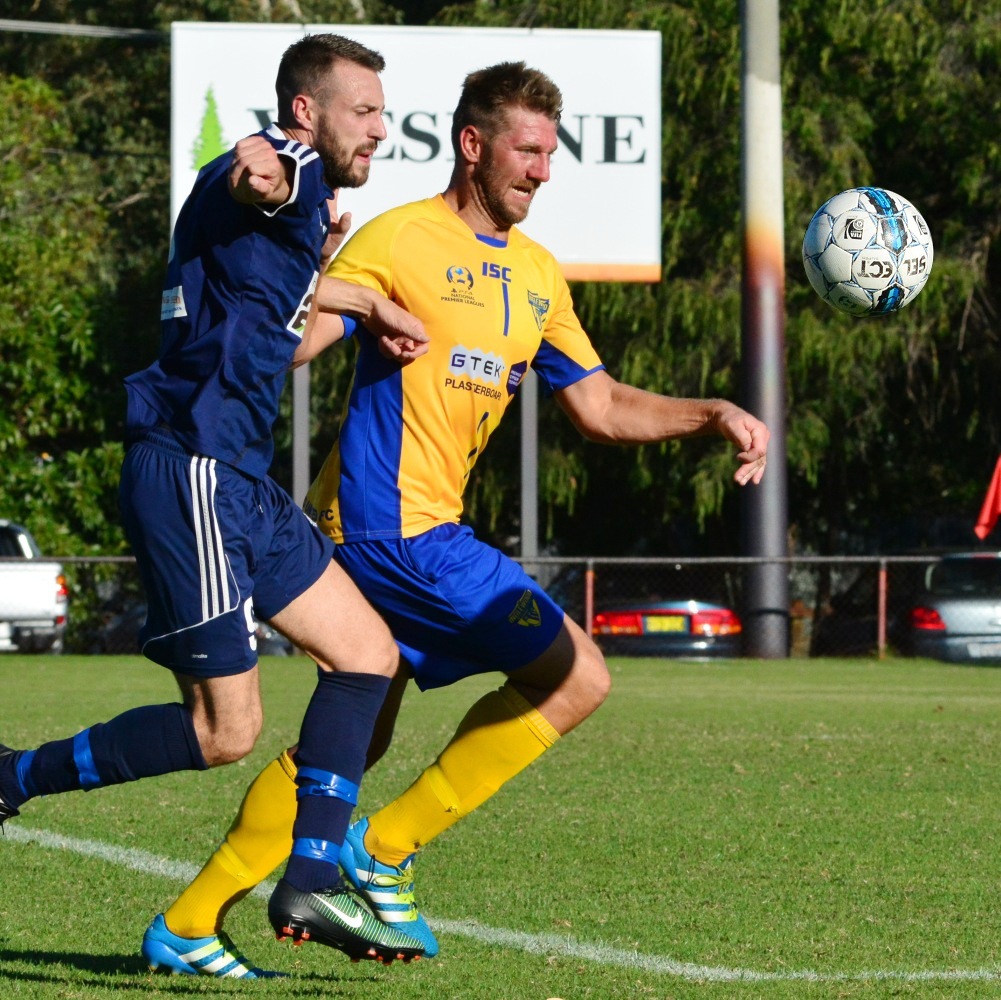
[802,187,933,316]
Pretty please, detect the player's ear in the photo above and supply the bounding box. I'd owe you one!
[458,125,484,164]
[290,93,315,131]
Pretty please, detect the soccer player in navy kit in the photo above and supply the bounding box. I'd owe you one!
[0,33,427,969]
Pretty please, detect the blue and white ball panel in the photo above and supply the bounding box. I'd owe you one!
[119,429,332,676]
[332,522,566,690]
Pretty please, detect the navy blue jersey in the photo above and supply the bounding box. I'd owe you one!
[125,125,331,479]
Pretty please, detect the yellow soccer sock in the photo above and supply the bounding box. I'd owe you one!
[366,682,559,866]
[164,750,298,937]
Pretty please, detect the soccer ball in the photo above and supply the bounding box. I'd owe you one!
[802,187,933,316]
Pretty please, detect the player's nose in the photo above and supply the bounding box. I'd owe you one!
[528,152,551,183]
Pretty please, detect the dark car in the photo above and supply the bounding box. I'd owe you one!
[907,552,1001,664]
[592,597,742,658]
[86,601,148,654]
[547,561,743,659]
[86,602,293,656]
[810,560,930,657]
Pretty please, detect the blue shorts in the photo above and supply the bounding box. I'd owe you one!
[332,523,565,690]
[120,429,333,677]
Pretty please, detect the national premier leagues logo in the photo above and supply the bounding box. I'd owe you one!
[442,265,484,308]
[446,265,475,289]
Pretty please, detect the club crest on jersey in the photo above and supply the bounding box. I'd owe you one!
[508,589,543,628]
[527,291,550,331]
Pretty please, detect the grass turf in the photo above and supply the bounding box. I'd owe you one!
[2,654,1001,999]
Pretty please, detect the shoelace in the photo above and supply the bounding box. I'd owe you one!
[368,868,417,909]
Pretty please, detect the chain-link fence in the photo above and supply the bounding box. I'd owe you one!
[4,552,993,660]
[527,555,937,660]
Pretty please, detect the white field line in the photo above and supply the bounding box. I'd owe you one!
[6,824,1001,985]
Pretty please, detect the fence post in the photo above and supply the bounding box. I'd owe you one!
[584,558,595,640]
[877,558,888,659]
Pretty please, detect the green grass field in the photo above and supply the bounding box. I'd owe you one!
[3,654,1001,999]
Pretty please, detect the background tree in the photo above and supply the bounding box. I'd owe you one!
[0,76,123,554]
[429,0,1001,555]
[2,0,999,562]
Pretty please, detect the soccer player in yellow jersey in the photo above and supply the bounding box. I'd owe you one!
[144,61,770,973]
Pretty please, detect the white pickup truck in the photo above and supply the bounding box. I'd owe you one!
[0,520,70,653]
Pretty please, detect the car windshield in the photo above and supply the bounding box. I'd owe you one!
[926,558,1001,597]
[0,526,36,558]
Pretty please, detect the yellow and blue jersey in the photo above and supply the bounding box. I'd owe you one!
[306,195,605,542]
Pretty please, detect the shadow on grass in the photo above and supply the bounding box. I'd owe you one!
[0,947,136,978]
[0,947,382,992]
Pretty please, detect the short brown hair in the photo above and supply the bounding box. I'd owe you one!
[450,61,563,156]
[276,34,385,126]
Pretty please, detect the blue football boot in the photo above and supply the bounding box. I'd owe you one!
[142,913,282,979]
[339,818,439,958]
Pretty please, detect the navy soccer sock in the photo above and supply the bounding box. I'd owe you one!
[284,669,390,893]
[0,703,207,807]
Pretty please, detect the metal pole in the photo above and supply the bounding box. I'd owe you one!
[740,0,789,657]
[520,369,539,578]
[292,364,310,505]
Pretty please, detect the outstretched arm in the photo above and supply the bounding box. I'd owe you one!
[555,370,769,486]
[293,276,430,368]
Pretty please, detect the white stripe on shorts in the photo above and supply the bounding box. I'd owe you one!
[189,456,233,621]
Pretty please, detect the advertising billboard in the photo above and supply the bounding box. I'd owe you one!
[171,23,661,281]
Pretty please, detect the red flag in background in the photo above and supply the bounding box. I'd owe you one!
[974,457,1001,540]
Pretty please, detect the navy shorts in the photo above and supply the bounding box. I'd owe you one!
[120,429,333,677]
[332,522,565,690]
